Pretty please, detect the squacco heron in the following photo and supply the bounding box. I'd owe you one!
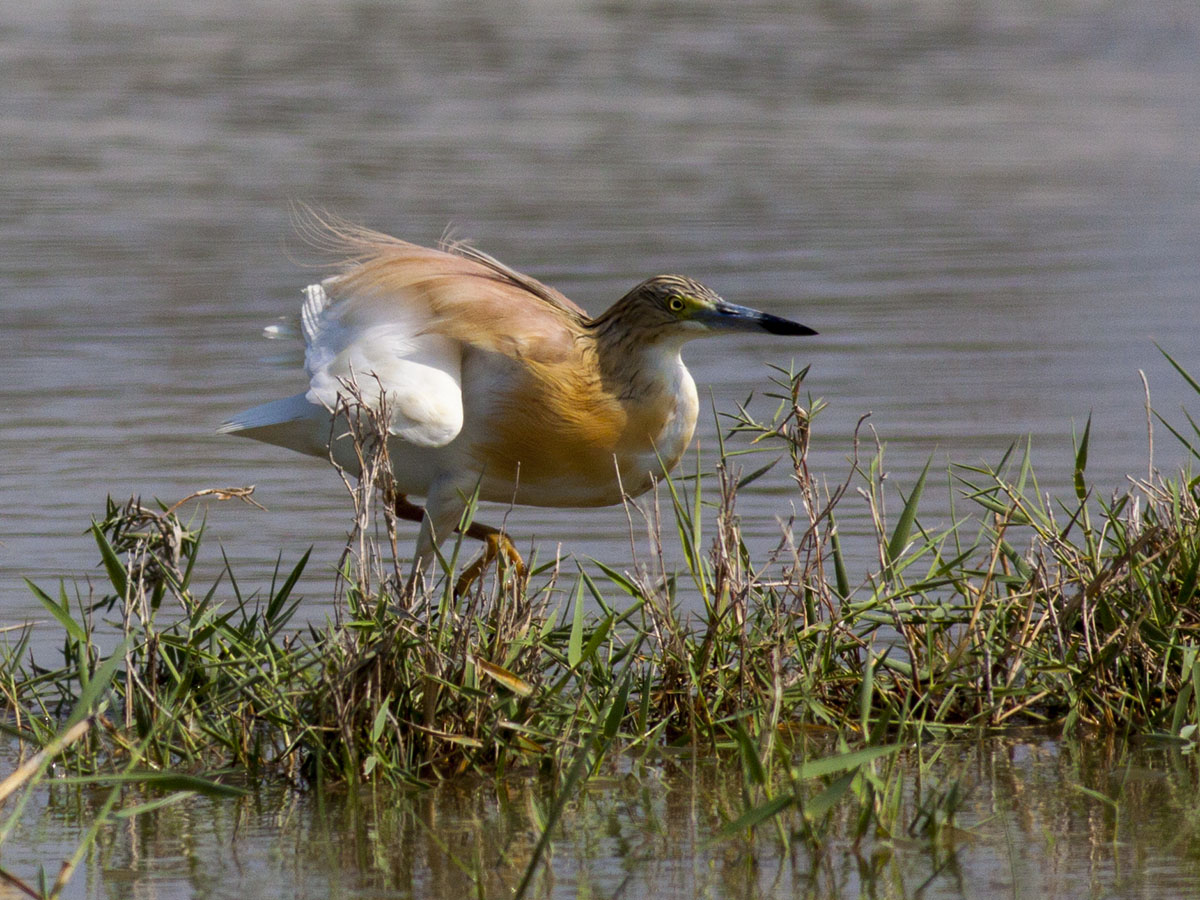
[222,220,816,588]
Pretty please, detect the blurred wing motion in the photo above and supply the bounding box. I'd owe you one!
[220,224,586,456]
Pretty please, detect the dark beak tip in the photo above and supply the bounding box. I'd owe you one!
[716,302,816,336]
[763,318,818,337]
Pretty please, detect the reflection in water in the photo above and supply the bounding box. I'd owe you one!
[5,736,1200,899]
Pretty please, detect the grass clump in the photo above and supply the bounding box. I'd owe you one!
[3,353,1200,893]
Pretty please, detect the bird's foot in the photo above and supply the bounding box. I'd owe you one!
[454,531,526,596]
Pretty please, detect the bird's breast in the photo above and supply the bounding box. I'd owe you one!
[619,359,698,496]
[462,349,698,507]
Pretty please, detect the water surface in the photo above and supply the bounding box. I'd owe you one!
[4,0,1200,626]
[5,735,1200,899]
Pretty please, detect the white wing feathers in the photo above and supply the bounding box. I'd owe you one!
[301,281,465,449]
[300,282,328,345]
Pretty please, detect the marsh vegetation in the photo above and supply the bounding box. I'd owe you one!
[3,357,1200,898]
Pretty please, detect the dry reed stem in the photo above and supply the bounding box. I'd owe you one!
[0,717,94,805]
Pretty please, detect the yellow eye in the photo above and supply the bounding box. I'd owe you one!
[668,297,685,312]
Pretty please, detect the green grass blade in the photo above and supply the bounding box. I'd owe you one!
[603,675,631,741]
[715,794,793,838]
[66,640,130,729]
[795,744,902,780]
[737,458,780,490]
[802,770,856,821]
[57,770,249,798]
[25,579,87,643]
[91,522,129,599]
[829,515,851,600]
[265,547,311,624]
[859,654,876,732]
[887,458,930,567]
[577,615,614,669]
[568,580,585,669]
[1158,344,1200,397]
[1074,415,1092,502]
[733,721,767,787]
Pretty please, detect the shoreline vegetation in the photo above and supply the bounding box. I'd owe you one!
[3,353,1199,898]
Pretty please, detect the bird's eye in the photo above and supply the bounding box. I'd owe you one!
[668,297,685,312]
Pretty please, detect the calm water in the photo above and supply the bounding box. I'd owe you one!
[4,0,1199,627]
[4,734,1200,899]
[3,1,1200,895]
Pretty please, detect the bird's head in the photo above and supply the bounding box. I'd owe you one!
[613,275,816,342]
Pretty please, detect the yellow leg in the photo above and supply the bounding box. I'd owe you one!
[454,524,527,596]
[392,494,526,594]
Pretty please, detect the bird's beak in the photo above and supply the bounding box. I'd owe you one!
[703,301,817,336]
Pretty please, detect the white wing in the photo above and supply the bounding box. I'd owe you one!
[301,282,464,448]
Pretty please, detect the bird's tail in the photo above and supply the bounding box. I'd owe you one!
[219,392,329,457]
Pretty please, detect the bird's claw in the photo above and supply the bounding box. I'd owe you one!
[454,531,526,596]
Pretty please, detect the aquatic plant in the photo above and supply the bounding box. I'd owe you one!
[2,351,1198,896]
